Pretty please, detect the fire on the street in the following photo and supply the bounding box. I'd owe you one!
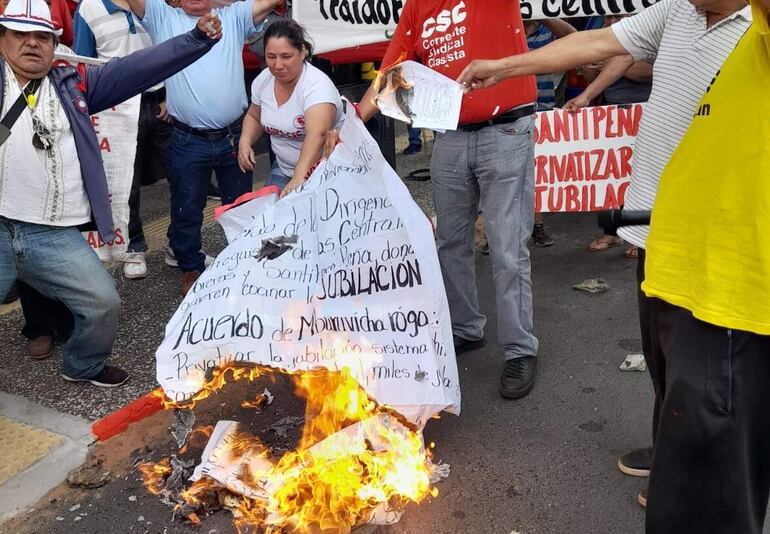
[139,365,440,533]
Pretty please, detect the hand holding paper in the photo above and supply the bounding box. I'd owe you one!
[375,61,463,131]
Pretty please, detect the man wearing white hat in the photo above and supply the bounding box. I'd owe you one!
[0,0,223,387]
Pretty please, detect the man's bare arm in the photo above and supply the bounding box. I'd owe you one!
[458,27,628,90]
[542,19,577,39]
[252,0,282,25]
[126,0,146,20]
[623,60,653,83]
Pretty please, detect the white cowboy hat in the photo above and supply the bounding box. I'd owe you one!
[0,0,63,36]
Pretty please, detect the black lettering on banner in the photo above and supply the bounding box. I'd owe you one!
[317,0,404,25]
[297,306,387,340]
[173,347,255,379]
[314,258,422,300]
[172,309,264,350]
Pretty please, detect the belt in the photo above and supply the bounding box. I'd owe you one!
[458,105,536,132]
[172,116,243,140]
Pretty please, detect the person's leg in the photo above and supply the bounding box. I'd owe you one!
[17,280,73,358]
[169,129,211,273]
[430,130,485,343]
[127,94,150,255]
[639,249,666,441]
[14,223,120,380]
[475,117,538,360]
[214,133,252,205]
[646,302,770,534]
[617,249,661,483]
[532,211,553,247]
[0,218,18,302]
[404,127,422,154]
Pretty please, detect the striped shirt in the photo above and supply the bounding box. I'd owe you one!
[527,24,557,111]
[74,0,153,59]
[612,0,751,249]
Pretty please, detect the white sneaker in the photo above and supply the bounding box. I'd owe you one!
[123,252,147,279]
[164,246,213,269]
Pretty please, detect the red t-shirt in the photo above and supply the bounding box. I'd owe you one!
[382,0,536,124]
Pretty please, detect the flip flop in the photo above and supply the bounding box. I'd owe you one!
[588,235,624,252]
[625,246,639,259]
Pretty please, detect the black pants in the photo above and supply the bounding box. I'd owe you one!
[637,249,666,445]
[646,299,770,534]
[128,90,172,252]
[18,280,73,340]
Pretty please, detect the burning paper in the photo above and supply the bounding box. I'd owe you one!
[190,417,415,526]
[142,367,443,532]
[374,60,463,131]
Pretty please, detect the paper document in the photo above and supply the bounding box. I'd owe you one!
[374,60,463,131]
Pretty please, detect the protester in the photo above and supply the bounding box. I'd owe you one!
[73,0,172,280]
[125,0,283,295]
[238,20,343,198]
[458,0,751,506]
[17,280,73,359]
[640,0,770,530]
[348,1,541,400]
[564,16,653,259]
[526,18,577,248]
[0,0,223,386]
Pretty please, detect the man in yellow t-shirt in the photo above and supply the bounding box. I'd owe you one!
[640,0,770,531]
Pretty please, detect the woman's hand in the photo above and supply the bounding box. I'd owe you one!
[238,143,256,173]
[322,128,340,157]
[280,176,306,198]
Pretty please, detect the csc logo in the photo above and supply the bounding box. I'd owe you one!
[421,1,467,38]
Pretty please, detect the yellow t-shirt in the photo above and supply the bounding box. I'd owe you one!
[642,0,770,335]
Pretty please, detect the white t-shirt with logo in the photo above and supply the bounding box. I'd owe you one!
[251,62,344,177]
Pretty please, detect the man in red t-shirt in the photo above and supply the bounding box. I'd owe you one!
[357,0,540,399]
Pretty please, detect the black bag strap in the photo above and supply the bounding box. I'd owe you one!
[0,79,42,134]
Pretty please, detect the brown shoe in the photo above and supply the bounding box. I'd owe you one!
[27,335,54,360]
[180,271,201,296]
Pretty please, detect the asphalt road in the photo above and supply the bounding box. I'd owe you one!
[0,127,681,534]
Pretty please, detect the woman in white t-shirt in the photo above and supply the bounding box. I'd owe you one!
[238,20,344,197]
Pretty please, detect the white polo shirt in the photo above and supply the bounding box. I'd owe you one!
[611,0,752,249]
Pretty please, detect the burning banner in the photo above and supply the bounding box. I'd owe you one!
[147,101,459,530]
[156,101,460,425]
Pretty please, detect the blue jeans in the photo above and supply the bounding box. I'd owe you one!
[408,126,422,148]
[169,127,252,272]
[431,115,539,360]
[0,218,120,378]
[265,162,291,190]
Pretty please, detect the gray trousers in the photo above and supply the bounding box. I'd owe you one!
[431,115,538,360]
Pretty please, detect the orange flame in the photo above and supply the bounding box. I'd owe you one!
[140,365,437,533]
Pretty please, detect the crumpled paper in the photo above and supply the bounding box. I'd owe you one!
[573,278,610,294]
[620,354,647,372]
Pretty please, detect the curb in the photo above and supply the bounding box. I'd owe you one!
[91,391,164,441]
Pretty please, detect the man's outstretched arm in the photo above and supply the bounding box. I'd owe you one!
[458,27,627,90]
[126,0,147,20]
[252,0,283,25]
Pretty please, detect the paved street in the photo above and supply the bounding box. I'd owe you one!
[0,127,714,533]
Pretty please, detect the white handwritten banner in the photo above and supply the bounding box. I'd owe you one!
[156,101,460,426]
[295,0,661,54]
[54,50,139,261]
[535,104,643,212]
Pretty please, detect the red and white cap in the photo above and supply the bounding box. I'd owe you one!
[0,0,62,36]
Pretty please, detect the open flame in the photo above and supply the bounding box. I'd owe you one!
[140,365,438,533]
